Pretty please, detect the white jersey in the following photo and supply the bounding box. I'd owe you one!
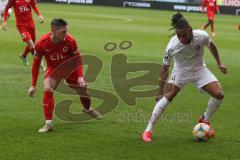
[0,0,8,14]
[0,0,12,19]
[163,29,212,72]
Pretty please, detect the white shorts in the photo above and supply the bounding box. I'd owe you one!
[168,67,218,89]
[0,7,12,15]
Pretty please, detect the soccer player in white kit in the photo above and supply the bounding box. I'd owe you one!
[0,0,11,21]
[142,12,227,142]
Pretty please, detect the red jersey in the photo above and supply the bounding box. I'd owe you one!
[3,0,40,27]
[32,33,83,86]
[202,0,219,13]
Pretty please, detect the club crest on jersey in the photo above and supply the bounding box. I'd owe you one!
[63,46,69,52]
[45,49,50,54]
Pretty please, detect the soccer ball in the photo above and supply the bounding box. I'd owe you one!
[192,123,210,142]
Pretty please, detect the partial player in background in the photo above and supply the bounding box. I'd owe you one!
[0,0,12,22]
[201,0,220,36]
[142,12,227,142]
[28,18,102,133]
[2,0,45,70]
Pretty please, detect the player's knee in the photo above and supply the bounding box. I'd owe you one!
[213,91,224,99]
[165,92,177,101]
[44,87,54,93]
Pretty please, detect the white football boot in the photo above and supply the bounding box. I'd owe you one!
[38,123,53,133]
[83,109,102,120]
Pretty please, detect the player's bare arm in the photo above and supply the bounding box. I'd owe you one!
[208,42,227,74]
[31,3,44,24]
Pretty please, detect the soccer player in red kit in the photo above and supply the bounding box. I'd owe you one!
[2,0,45,69]
[28,18,102,133]
[201,0,220,36]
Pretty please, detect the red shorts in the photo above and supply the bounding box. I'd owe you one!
[17,26,36,42]
[44,69,79,85]
[207,10,215,20]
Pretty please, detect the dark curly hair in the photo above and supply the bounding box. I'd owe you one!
[169,12,190,37]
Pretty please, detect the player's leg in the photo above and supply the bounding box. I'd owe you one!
[210,19,215,36]
[202,19,211,30]
[199,81,223,137]
[17,27,34,66]
[143,69,189,141]
[142,69,190,142]
[194,69,223,137]
[201,81,224,121]
[142,83,181,142]
[21,27,36,56]
[66,76,102,119]
[38,77,59,133]
[19,39,35,66]
[208,12,216,36]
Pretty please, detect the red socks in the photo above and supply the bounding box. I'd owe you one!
[43,91,54,120]
[22,46,30,57]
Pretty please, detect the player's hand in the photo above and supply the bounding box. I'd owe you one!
[2,21,7,31]
[28,86,36,97]
[38,15,44,24]
[156,93,163,102]
[218,64,227,74]
[77,77,87,87]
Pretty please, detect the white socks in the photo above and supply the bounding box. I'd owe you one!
[145,97,170,132]
[46,120,52,124]
[204,97,222,121]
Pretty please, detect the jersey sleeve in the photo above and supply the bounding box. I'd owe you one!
[31,41,43,86]
[3,0,13,22]
[69,38,83,77]
[201,30,212,46]
[31,0,40,16]
[163,40,174,66]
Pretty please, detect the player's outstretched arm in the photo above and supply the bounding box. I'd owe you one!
[208,42,227,74]
[31,3,44,24]
[29,55,42,97]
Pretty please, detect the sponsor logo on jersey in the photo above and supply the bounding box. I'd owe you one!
[63,46,69,52]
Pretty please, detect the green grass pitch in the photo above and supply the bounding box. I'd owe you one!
[0,3,240,160]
